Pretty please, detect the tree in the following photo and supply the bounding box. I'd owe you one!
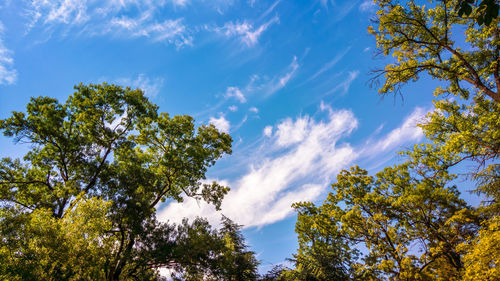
[460,215,500,281]
[282,200,358,281]
[259,265,289,281]
[0,83,256,280]
[290,164,480,280]
[173,216,260,281]
[286,96,499,280]
[370,0,500,102]
[287,96,499,280]
[286,1,499,280]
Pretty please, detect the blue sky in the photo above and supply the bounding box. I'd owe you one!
[0,0,443,274]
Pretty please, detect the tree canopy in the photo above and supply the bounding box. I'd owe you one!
[281,0,500,280]
[369,0,499,102]
[0,83,261,280]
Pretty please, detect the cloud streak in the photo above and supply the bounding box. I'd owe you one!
[263,56,299,96]
[158,104,426,229]
[322,70,359,97]
[225,86,246,103]
[362,107,427,155]
[159,107,358,227]
[0,22,17,85]
[216,16,279,47]
[115,74,164,98]
[306,47,351,83]
[26,0,193,48]
[259,0,282,20]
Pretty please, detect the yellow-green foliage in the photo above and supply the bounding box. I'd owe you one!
[371,0,499,102]
[461,216,500,281]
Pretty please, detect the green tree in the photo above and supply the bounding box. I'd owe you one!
[259,265,289,281]
[370,0,499,102]
[286,0,499,280]
[286,95,499,280]
[0,83,254,280]
[282,200,358,281]
[174,216,260,281]
[290,164,480,280]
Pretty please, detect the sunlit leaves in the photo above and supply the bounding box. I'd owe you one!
[371,0,500,102]
[0,83,237,280]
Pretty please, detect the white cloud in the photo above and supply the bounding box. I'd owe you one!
[306,47,351,83]
[249,106,258,113]
[228,105,238,112]
[159,108,359,228]
[30,0,89,24]
[158,104,428,229]
[111,17,189,42]
[0,22,17,85]
[323,70,359,96]
[108,16,193,48]
[364,107,427,154]
[278,56,298,88]
[26,0,193,48]
[265,56,299,96]
[209,115,230,133]
[171,0,190,7]
[263,125,273,137]
[225,86,246,103]
[216,16,279,47]
[213,57,299,107]
[359,0,376,12]
[275,116,309,147]
[115,74,164,97]
[259,0,281,20]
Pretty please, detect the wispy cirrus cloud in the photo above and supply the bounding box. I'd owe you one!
[215,16,279,47]
[0,22,17,86]
[321,70,359,97]
[362,107,426,155]
[170,0,190,7]
[114,74,164,98]
[305,47,351,83]
[110,17,192,48]
[160,107,358,227]
[199,55,300,119]
[225,86,246,103]
[318,0,361,23]
[227,56,299,100]
[261,56,299,97]
[359,0,377,12]
[25,0,193,48]
[259,0,281,20]
[158,104,426,229]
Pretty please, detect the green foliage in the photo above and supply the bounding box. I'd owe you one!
[259,265,289,281]
[0,196,114,280]
[407,95,500,212]
[460,215,500,280]
[283,199,358,281]
[289,164,479,280]
[0,83,256,280]
[286,1,499,280]
[370,0,500,102]
[174,216,260,281]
